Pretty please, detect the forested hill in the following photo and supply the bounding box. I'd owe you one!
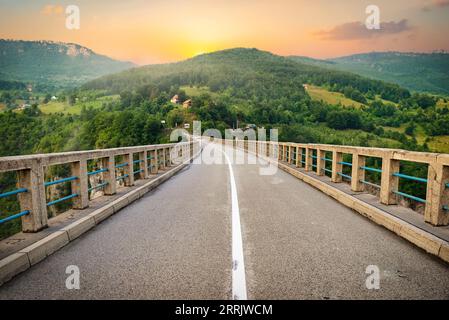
[288,52,449,95]
[0,40,135,89]
[85,48,410,103]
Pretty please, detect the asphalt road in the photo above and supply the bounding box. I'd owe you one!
[0,142,448,299]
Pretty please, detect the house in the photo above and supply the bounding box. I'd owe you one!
[18,103,31,110]
[182,99,192,109]
[51,96,58,101]
[170,95,179,104]
[26,84,33,92]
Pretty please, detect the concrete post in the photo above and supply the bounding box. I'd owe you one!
[296,147,301,168]
[71,159,89,209]
[331,151,343,183]
[165,147,171,167]
[140,151,148,179]
[16,162,48,232]
[316,149,326,176]
[351,153,366,192]
[150,149,158,174]
[101,156,116,195]
[424,162,449,226]
[380,155,399,205]
[305,147,312,172]
[283,144,287,162]
[289,146,293,164]
[160,149,166,169]
[125,153,134,187]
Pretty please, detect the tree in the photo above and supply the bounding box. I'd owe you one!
[167,109,185,127]
[43,93,51,104]
[326,110,362,130]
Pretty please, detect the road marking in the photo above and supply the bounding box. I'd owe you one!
[222,146,248,300]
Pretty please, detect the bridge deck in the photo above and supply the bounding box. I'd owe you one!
[0,144,448,299]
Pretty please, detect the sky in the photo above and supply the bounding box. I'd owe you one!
[0,0,448,65]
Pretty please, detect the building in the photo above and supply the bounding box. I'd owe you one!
[170,95,179,104]
[182,99,192,109]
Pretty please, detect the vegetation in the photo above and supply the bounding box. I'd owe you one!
[289,52,449,95]
[1,46,449,239]
[0,39,135,90]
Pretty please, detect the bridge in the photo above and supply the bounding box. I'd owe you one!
[0,138,448,299]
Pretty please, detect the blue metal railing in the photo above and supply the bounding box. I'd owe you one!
[116,174,129,181]
[337,172,352,180]
[44,176,78,187]
[393,172,427,184]
[44,176,79,207]
[47,193,78,207]
[391,172,427,203]
[393,191,426,204]
[0,188,28,199]
[360,180,381,189]
[0,188,30,224]
[88,182,109,192]
[133,160,143,164]
[87,168,108,176]
[360,166,382,174]
[322,168,333,174]
[115,162,128,169]
[0,210,30,224]
[338,161,353,167]
[133,169,144,175]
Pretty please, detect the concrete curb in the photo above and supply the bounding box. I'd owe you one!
[248,148,449,264]
[0,159,193,286]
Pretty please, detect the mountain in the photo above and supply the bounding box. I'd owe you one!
[288,52,449,95]
[85,47,409,103]
[0,39,135,89]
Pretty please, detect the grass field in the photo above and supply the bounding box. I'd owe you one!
[305,85,366,108]
[382,124,449,153]
[437,98,449,109]
[428,136,449,153]
[39,95,119,115]
[181,86,219,98]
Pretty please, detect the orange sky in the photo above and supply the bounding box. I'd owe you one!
[1,0,448,65]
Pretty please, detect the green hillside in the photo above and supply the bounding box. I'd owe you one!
[0,39,135,89]
[289,52,449,95]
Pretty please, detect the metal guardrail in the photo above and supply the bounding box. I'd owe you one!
[236,139,449,227]
[0,141,196,232]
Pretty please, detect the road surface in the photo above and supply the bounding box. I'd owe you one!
[0,142,448,299]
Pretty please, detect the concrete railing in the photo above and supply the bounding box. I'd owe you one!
[0,141,197,233]
[227,139,449,227]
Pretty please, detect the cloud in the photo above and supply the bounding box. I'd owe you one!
[422,0,449,11]
[41,5,64,16]
[433,0,449,7]
[314,20,412,41]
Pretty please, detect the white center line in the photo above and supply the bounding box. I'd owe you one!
[222,146,248,300]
